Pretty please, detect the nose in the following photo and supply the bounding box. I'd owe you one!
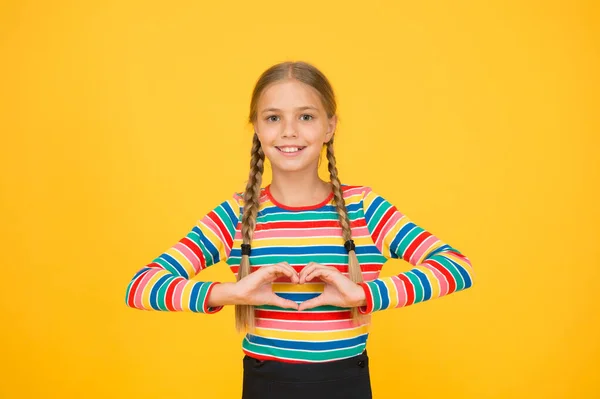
[281,118,298,138]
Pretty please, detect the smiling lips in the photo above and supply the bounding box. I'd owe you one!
[275,146,307,154]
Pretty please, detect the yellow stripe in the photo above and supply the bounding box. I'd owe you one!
[141,271,165,309]
[383,215,408,255]
[180,281,194,311]
[345,192,364,205]
[251,236,374,248]
[362,190,378,209]
[417,240,445,265]
[417,265,441,299]
[166,246,196,277]
[198,221,227,260]
[253,324,369,341]
[272,282,325,293]
[381,278,399,308]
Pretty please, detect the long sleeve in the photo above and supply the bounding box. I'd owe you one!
[124,194,241,313]
[357,187,475,314]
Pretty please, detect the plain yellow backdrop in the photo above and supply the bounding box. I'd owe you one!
[1,1,598,398]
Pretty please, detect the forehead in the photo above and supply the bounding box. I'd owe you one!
[257,79,323,110]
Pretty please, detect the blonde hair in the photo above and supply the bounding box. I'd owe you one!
[236,61,364,332]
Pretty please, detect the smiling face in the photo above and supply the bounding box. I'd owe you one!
[253,79,337,174]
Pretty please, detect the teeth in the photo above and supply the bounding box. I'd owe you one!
[279,147,301,153]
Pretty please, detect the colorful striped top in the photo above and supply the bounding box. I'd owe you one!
[125,184,474,363]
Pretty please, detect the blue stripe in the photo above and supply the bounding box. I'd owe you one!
[389,222,416,258]
[160,253,188,278]
[242,245,381,257]
[364,195,384,226]
[149,275,171,310]
[426,244,452,259]
[412,269,432,301]
[221,200,239,227]
[276,292,321,302]
[192,225,220,264]
[189,283,201,312]
[246,334,368,351]
[258,202,363,216]
[131,266,151,281]
[373,279,389,310]
[446,257,472,289]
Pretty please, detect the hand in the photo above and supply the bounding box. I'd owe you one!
[234,262,300,310]
[297,262,366,311]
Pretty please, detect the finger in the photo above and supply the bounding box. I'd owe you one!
[305,268,336,284]
[276,262,299,283]
[299,262,321,284]
[298,294,325,311]
[262,265,295,283]
[269,293,299,310]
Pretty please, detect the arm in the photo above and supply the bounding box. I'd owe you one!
[358,188,475,314]
[124,194,241,314]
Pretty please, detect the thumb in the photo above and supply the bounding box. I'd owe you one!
[298,294,325,311]
[269,293,299,310]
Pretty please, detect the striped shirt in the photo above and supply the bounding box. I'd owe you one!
[125,184,475,363]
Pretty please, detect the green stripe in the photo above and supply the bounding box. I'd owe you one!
[196,282,211,312]
[214,205,235,235]
[257,304,349,312]
[258,212,338,222]
[242,340,365,362]
[249,254,385,265]
[366,281,382,311]
[155,257,181,276]
[433,255,465,290]
[155,278,171,310]
[368,199,392,233]
[191,230,215,267]
[394,225,421,259]
[405,271,424,303]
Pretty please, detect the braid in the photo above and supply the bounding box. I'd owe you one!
[326,138,365,324]
[235,133,264,333]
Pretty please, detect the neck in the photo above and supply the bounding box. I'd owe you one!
[269,167,331,207]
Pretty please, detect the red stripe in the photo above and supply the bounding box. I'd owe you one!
[181,236,206,269]
[357,282,374,314]
[255,309,352,321]
[164,279,178,311]
[230,263,384,277]
[398,274,415,306]
[206,212,233,248]
[427,260,456,293]
[404,230,433,263]
[371,206,396,244]
[126,271,147,308]
[255,219,366,231]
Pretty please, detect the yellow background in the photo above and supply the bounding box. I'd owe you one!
[1,1,598,398]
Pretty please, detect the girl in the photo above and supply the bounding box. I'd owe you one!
[125,61,475,399]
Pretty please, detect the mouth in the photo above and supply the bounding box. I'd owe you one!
[275,146,307,154]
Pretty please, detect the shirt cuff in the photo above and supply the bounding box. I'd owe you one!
[203,282,224,314]
[357,282,374,315]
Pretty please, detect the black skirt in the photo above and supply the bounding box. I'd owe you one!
[241,350,372,399]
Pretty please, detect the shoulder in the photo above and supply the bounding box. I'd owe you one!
[230,187,272,210]
[341,184,375,200]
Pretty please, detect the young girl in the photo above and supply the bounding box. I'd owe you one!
[125,61,475,399]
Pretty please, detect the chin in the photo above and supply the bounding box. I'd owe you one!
[270,162,311,173]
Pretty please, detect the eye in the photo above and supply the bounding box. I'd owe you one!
[266,115,279,122]
[300,114,314,121]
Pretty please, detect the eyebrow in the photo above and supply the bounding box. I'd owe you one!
[261,106,319,114]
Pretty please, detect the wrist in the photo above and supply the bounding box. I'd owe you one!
[206,282,240,307]
[353,283,367,307]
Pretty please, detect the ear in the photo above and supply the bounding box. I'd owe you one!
[324,114,337,143]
